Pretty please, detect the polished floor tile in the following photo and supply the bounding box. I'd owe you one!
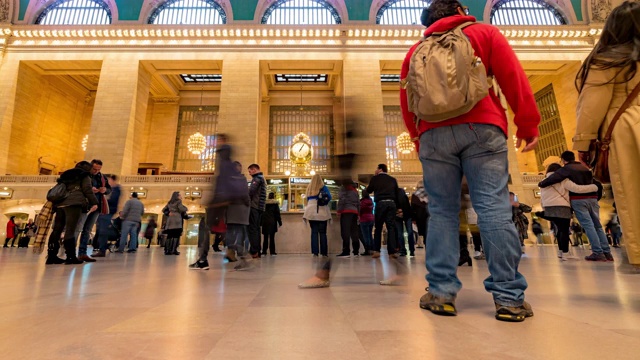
[1,245,640,359]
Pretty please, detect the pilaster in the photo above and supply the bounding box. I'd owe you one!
[86,59,151,175]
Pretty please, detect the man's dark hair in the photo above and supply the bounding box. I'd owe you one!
[131,192,138,198]
[560,151,575,162]
[424,0,464,27]
[509,191,515,196]
[109,174,118,181]
[248,164,260,170]
[91,159,103,166]
[378,164,388,173]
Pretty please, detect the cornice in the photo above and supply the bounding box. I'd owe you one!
[0,24,602,53]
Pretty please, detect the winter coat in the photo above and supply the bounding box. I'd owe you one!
[6,219,17,238]
[410,194,428,236]
[144,221,157,239]
[539,172,598,208]
[121,198,145,223]
[107,185,121,215]
[249,172,267,211]
[226,202,250,225]
[56,167,99,209]
[574,65,640,265]
[303,185,332,222]
[261,200,282,234]
[400,15,540,151]
[337,186,360,215]
[359,198,374,223]
[163,202,188,230]
[538,161,600,199]
[395,188,413,220]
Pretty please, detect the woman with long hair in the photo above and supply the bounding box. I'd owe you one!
[162,191,188,255]
[302,174,332,257]
[574,1,640,268]
[536,163,597,261]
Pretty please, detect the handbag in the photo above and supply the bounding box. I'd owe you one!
[588,81,640,183]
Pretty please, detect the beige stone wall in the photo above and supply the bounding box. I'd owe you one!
[86,60,151,175]
[217,58,260,170]
[516,61,582,174]
[7,63,92,175]
[342,55,386,178]
[0,59,22,175]
[140,99,180,172]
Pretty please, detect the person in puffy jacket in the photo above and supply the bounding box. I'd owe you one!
[359,191,375,256]
[45,161,99,265]
[337,179,360,257]
[536,163,597,261]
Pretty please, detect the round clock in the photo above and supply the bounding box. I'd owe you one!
[289,133,313,164]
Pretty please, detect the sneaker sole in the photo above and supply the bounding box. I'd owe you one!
[419,302,457,316]
[495,309,533,322]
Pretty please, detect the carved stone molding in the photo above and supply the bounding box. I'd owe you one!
[0,0,12,24]
[591,0,613,22]
[152,96,180,104]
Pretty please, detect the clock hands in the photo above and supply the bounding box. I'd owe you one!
[297,143,304,153]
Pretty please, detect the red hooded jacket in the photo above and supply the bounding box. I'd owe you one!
[400,15,540,150]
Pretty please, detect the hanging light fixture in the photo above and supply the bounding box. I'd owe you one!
[188,85,207,155]
[396,132,415,154]
[81,134,89,151]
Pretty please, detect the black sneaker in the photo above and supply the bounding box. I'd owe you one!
[409,252,415,257]
[419,290,457,316]
[585,253,607,262]
[495,301,534,322]
[360,251,371,256]
[603,252,614,262]
[189,260,210,270]
[336,253,350,258]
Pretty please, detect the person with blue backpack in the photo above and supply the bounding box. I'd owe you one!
[303,174,332,257]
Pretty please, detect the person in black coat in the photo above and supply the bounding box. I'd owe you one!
[395,188,415,257]
[261,193,282,256]
[46,161,99,265]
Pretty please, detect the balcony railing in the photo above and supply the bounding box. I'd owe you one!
[1,175,213,185]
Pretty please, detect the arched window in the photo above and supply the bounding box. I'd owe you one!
[490,0,567,25]
[36,0,111,25]
[376,0,431,25]
[149,0,226,24]
[261,0,341,25]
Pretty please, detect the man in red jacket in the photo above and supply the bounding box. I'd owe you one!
[401,0,540,322]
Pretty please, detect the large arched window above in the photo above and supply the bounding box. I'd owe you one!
[36,0,112,25]
[261,0,341,25]
[376,0,431,25]
[149,0,227,24]
[490,0,567,25]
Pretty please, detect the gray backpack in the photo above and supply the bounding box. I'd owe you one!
[403,22,490,123]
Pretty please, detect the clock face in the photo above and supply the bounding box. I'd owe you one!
[291,143,311,158]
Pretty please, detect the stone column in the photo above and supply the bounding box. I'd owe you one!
[342,55,386,178]
[85,59,151,175]
[217,58,260,171]
[0,58,20,174]
[143,96,180,172]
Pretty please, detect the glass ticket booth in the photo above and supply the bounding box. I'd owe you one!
[265,177,365,212]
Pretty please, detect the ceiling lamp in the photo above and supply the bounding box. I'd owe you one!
[81,134,89,151]
[396,132,415,154]
[188,132,206,155]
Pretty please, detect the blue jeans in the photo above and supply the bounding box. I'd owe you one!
[396,216,415,254]
[571,199,610,254]
[77,210,99,256]
[419,124,527,306]
[119,220,139,251]
[309,220,328,256]
[360,221,374,251]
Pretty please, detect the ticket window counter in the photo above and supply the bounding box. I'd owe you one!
[265,177,358,213]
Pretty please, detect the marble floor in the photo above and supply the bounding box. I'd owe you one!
[1,244,640,360]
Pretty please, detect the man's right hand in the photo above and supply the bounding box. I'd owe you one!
[88,205,98,213]
[92,187,99,193]
[516,136,539,152]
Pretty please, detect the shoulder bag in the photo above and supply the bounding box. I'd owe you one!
[589,82,640,183]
